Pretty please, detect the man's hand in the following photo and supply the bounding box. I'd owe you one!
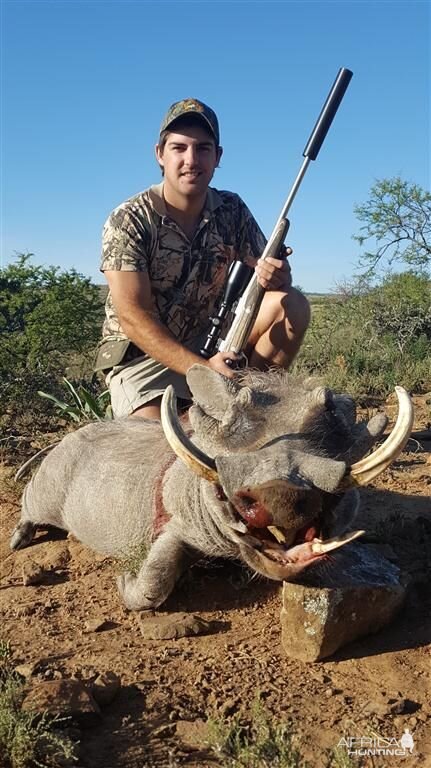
[255,247,293,291]
[207,350,241,378]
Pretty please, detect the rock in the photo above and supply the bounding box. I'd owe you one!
[83,617,109,633]
[21,679,101,727]
[91,672,121,707]
[22,560,46,586]
[41,544,71,571]
[14,663,37,678]
[175,719,208,749]
[281,543,406,662]
[136,612,220,640]
[363,696,393,717]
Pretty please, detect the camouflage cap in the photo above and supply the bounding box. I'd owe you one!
[159,98,220,145]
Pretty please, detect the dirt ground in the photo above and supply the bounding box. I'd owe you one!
[0,393,430,768]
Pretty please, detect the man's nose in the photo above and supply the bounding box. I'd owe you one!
[184,145,199,165]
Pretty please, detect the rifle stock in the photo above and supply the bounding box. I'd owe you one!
[219,218,289,354]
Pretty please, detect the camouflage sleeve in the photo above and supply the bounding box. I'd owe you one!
[236,197,290,267]
[235,197,267,268]
[100,204,151,273]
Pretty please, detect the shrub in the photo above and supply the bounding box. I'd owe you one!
[295,272,431,400]
[0,253,104,434]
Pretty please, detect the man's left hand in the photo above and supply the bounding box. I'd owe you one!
[255,248,293,291]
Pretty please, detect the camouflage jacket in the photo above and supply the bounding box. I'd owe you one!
[100,182,266,348]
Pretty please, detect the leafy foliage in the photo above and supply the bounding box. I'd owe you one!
[295,272,431,400]
[0,253,103,431]
[354,178,431,276]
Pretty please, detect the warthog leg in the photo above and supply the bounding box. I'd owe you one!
[117,527,196,611]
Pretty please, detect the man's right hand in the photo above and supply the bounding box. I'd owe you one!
[207,351,241,378]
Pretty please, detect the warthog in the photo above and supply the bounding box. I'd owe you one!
[11,366,413,610]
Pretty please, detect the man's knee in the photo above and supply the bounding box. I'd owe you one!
[260,287,310,335]
[281,287,311,335]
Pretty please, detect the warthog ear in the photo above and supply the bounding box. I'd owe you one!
[341,413,388,465]
[186,364,253,424]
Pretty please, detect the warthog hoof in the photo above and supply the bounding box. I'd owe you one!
[10,522,36,551]
[116,573,167,611]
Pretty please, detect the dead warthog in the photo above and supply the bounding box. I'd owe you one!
[11,366,413,610]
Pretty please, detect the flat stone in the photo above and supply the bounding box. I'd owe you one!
[14,663,37,678]
[136,612,220,640]
[41,544,71,571]
[175,719,209,749]
[281,543,406,662]
[83,617,109,633]
[21,679,101,726]
[21,560,46,586]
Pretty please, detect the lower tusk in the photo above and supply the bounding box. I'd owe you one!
[311,529,365,554]
[346,386,414,486]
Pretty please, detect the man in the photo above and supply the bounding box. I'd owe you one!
[96,98,310,419]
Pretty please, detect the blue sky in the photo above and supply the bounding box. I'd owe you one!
[1,0,429,292]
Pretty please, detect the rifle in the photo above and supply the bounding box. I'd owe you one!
[200,67,353,361]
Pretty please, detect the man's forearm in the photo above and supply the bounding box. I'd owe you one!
[120,309,204,375]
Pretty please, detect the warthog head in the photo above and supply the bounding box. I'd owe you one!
[161,366,413,582]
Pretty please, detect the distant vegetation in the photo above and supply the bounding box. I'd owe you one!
[295,271,431,401]
[1,177,429,440]
[293,176,431,399]
[0,253,103,436]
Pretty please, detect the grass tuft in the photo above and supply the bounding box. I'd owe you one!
[0,641,79,768]
[206,699,307,768]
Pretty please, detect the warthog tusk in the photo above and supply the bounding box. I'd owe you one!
[311,529,365,553]
[346,386,414,486]
[161,385,219,483]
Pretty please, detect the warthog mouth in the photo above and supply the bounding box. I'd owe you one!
[228,495,364,574]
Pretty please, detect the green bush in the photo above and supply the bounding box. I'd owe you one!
[0,253,104,432]
[296,272,431,400]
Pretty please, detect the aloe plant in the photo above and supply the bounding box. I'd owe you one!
[38,377,112,423]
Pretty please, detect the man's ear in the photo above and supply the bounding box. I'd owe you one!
[216,146,223,167]
[155,143,164,169]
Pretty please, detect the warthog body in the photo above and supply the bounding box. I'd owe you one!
[11,366,401,610]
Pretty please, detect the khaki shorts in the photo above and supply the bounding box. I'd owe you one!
[105,337,204,418]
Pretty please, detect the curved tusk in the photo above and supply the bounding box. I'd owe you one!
[161,385,219,483]
[346,386,414,486]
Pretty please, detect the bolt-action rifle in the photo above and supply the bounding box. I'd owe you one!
[200,67,353,362]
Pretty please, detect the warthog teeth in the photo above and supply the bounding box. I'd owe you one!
[311,529,365,554]
[267,525,286,543]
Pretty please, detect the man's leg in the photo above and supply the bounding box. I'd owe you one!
[107,356,191,420]
[245,288,310,369]
[132,397,162,420]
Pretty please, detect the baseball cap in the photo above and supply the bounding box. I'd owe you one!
[159,98,220,145]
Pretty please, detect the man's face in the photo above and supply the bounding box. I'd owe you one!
[155,123,223,200]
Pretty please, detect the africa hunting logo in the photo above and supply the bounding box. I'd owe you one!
[337,728,414,757]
